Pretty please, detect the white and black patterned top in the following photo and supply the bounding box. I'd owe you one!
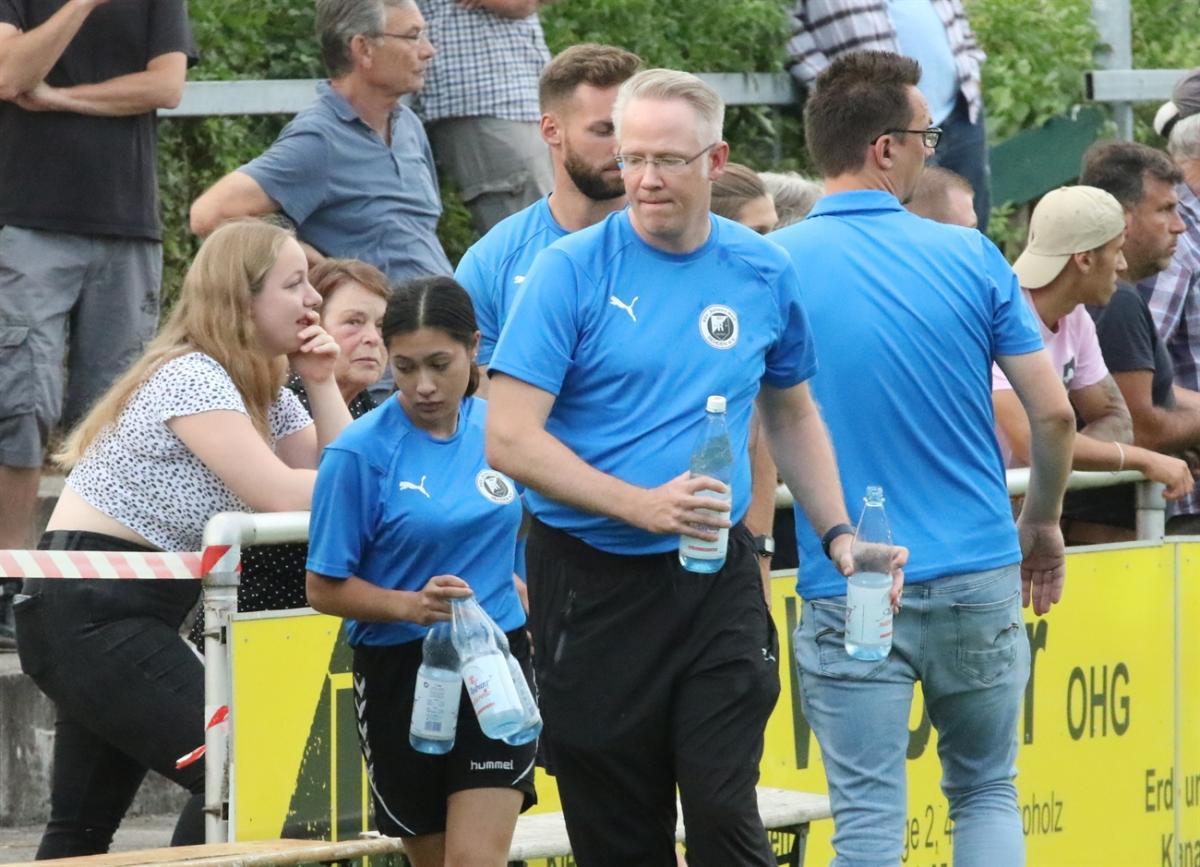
[67,352,312,552]
[412,0,550,123]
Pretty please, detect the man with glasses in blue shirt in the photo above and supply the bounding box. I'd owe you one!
[771,50,1074,865]
[190,0,452,284]
[487,68,865,866]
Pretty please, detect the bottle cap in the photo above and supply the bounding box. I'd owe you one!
[706,395,726,413]
[865,485,884,504]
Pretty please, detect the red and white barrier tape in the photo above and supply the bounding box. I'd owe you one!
[0,546,240,580]
[176,705,231,769]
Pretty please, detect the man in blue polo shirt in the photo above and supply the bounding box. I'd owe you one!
[455,43,640,392]
[770,51,1074,864]
[487,68,864,867]
[189,0,451,282]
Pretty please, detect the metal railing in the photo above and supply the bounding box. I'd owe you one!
[0,469,1164,844]
[160,73,797,118]
[195,469,1162,841]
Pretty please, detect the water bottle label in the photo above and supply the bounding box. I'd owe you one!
[845,573,893,645]
[679,489,731,560]
[411,668,460,740]
[462,653,522,719]
[679,524,729,559]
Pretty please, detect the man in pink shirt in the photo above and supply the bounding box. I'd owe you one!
[992,185,1193,498]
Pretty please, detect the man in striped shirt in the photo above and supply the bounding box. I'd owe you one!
[785,0,990,228]
[414,0,554,234]
[1140,71,1200,532]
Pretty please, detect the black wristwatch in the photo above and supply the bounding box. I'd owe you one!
[820,523,855,560]
[753,534,775,559]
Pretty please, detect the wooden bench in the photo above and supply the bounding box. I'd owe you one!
[3,837,405,866]
[508,787,831,866]
[16,787,831,867]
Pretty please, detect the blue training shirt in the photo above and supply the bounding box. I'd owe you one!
[490,209,817,555]
[769,190,1043,600]
[307,396,525,647]
[455,195,568,366]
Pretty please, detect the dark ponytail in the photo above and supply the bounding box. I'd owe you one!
[382,276,481,397]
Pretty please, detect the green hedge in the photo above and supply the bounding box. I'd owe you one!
[156,0,1187,308]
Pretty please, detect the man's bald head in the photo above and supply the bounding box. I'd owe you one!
[905,167,976,228]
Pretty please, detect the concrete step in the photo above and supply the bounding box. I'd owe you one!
[0,653,189,828]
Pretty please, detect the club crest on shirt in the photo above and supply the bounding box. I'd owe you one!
[475,469,516,504]
[699,304,738,349]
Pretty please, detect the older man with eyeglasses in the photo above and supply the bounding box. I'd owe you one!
[190,0,451,285]
[486,68,865,866]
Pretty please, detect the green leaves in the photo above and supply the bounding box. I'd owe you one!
[967,0,1099,143]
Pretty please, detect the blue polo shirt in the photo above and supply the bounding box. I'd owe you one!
[241,81,452,282]
[455,196,568,365]
[770,190,1042,600]
[490,210,817,555]
[307,396,525,647]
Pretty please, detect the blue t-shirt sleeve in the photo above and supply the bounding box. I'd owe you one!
[240,127,331,226]
[489,248,581,396]
[306,447,380,579]
[455,246,500,365]
[763,261,818,388]
[985,238,1043,357]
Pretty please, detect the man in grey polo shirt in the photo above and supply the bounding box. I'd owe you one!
[190,0,451,282]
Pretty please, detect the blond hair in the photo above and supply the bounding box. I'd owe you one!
[57,219,294,468]
[613,68,724,147]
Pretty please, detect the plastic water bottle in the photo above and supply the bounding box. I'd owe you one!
[451,596,525,741]
[679,395,733,573]
[409,621,461,755]
[488,621,543,746]
[845,486,895,661]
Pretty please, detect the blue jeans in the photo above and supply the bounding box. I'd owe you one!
[794,565,1028,867]
[928,95,991,232]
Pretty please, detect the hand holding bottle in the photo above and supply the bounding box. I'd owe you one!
[633,471,732,538]
[407,575,473,626]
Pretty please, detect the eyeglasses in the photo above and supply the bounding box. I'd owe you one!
[616,143,718,174]
[371,30,429,45]
[872,127,943,149]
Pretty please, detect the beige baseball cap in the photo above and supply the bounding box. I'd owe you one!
[1013,186,1126,289]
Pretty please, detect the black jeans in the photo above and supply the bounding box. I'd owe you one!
[527,520,781,867]
[14,531,205,859]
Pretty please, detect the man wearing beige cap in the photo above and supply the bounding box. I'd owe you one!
[993,185,1194,500]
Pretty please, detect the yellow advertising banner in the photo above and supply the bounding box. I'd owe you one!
[230,542,1198,866]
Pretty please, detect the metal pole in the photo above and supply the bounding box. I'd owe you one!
[1135,479,1166,541]
[201,513,253,844]
[1091,0,1134,140]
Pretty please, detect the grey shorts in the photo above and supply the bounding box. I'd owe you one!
[0,226,161,467]
[427,116,554,234]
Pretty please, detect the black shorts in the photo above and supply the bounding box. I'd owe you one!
[352,629,538,837]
